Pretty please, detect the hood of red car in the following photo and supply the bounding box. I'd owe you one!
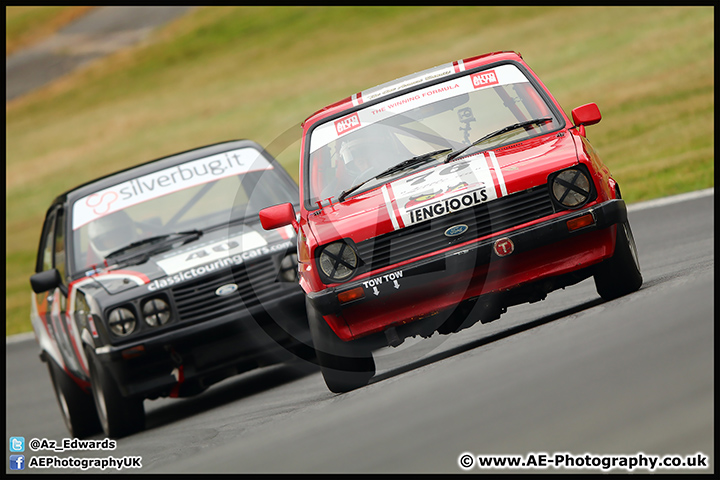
[307,131,580,246]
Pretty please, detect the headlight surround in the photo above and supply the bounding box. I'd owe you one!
[142,297,172,327]
[317,241,359,283]
[551,167,592,209]
[107,307,137,337]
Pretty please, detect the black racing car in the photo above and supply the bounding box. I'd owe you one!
[30,140,312,438]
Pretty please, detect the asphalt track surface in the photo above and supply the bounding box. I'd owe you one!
[6,190,714,474]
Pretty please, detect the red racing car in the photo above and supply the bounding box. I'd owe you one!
[260,51,642,393]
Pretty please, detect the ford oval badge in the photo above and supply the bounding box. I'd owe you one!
[444,224,469,238]
[215,283,238,296]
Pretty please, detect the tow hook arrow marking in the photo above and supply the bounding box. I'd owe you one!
[373,286,380,296]
[393,280,400,289]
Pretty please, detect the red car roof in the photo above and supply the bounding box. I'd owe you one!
[302,51,524,128]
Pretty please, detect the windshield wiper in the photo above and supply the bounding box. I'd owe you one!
[104,229,203,263]
[338,147,452,202]
[445,117,553,163]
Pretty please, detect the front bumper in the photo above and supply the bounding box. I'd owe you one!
[94,285,310,399]
[308,199,626,339]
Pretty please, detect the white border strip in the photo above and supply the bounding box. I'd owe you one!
[7,188,713,344]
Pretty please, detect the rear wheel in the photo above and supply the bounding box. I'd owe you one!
[307,298,375,393]
[47,359,102,438]
[594,221,643,300]
[86,349,145,438]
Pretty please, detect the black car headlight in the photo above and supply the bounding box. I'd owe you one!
[318,241,358,283]
[551,168,591,208]
[108,307,137,337]
[142,298,172,327]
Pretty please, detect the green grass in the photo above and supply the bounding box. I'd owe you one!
[5,6,714,335]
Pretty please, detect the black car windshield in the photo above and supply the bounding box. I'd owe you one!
[306,63,561,205]
[70,147,295,273]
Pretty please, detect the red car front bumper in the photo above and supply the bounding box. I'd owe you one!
[308,198,625,342]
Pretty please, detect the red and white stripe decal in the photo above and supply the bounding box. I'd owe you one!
[487,151,507,196]
[381,185,400,231]
[452,59,466,73]
[351,92,363,106]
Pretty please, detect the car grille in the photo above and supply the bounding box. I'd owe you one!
[170,256,279,324]
[355,185,555,271]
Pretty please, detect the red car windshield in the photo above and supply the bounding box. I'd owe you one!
[306,63,561,206]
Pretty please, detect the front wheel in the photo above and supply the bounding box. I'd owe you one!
[594,221,643,300]
[47,359,102,438]
[87,349,145,438]
[307,298,375,393]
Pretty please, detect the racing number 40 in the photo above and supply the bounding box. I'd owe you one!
[186,241,239,261]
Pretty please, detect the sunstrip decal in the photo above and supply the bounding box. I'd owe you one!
[72,147,274,230]
[381,185,400,231]
[387,155,497,227]
[359,61,458,105]
[309,63,530,153]
[488,151,507,196]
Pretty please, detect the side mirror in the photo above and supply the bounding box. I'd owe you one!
[30,269,62,294]
[571,103,602,136]
[259,203,298,232]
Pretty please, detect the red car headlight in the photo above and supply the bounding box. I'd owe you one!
[317,241,359,283]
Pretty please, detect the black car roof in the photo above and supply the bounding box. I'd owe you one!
[51,139,290,207]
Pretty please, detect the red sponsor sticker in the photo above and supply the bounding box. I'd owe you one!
[334,113,361,135]
[470,70,499,89]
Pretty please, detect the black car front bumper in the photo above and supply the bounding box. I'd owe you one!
[93,284,310,399]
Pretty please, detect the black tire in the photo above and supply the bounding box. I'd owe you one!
[47,359,102,438]
[594,221,643,300]
[86,349,145,438]
[307,298,375,393]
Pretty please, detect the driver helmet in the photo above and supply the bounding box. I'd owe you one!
[87,210,137,260]
[338,124,401,179]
